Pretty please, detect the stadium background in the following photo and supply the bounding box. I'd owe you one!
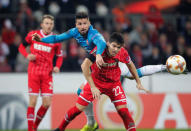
[0,0,191,130]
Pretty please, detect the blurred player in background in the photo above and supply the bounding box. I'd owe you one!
[32,12,166,131]
[18,15,63,131]
[53,32,148,131]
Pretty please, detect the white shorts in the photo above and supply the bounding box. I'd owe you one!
[119,62,130,76]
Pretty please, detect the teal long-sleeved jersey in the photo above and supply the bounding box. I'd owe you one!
[41,25,106,54]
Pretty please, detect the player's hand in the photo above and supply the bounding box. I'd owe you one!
[91,87,101,99]
[53,66,60,73]
[32,33,41,42]
[27,54,36,61]
[136,83,149,93]
[96,54,105,69]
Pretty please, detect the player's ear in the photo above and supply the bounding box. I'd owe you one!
[106,42,110,46]
[40,22,43,28]
[88,19,91,25]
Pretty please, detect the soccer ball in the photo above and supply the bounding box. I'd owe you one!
[166,55,186,75]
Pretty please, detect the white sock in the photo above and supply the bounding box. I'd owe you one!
[123,65,166,78]
[84,103,95,126]
[139,65,166,76]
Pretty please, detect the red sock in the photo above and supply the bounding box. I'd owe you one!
[27,107,34,131]
[33,106,48,130]
[59,106,82,131]
[117,108,136,131]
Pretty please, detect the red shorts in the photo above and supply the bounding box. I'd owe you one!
[28,73,53,96]
[77,81,127,107]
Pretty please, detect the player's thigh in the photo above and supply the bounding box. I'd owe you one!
[76,103,87,111]
[41,74,53,96]
[77,80,87,96]
[119,62,129,76]
[105,84,127,107]
[77,83,94,106]
[28,73,41,95]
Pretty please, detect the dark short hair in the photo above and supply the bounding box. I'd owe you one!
[41,14,54,22]
[75,12,89,20]
[109,32,124,46]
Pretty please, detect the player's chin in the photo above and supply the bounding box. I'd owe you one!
[80,30,87,35]
[111,52,117,56]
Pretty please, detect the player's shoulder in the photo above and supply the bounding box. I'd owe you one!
[89,25,99,35]
[89,26,104,40]
[68,28,78,35]
[27,30,39,36]
[118,47,129,55]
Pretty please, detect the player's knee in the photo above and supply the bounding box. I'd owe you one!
[42,101,51,108]
[29,95,38,107]
[29,99,37,107]
[116,104,127,111]
[77,88,82,96]
[42,97,52,108]
[76,103,86,111]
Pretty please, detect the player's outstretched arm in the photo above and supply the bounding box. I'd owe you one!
[127,62,149,93]
[81,58,101,99]
[32,31,73,44]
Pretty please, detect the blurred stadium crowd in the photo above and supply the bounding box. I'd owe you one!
[0,0,191,72]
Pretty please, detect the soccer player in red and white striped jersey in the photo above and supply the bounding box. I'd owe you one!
[53,32,148,131]
[19,15,63,131]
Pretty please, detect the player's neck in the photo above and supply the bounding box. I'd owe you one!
[106,48,113,57]
[40,29,53,37]
[41,30,52,36]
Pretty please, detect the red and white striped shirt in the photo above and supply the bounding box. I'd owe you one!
[90,47,131,84]
[19,30,63,75]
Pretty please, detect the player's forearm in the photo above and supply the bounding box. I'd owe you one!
[81,59,96,88]
[42,33,72,43]
[18,43,28,58]
[85,73,96,88]
[128,62,141,84]
[55,55,64,68]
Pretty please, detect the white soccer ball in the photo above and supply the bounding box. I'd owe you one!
[166,55,186,75]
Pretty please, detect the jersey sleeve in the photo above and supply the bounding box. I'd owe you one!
[91,33,106,55]
[87,47,97,62]
[19,31,34,57]
[25,31,35,44]
[55,43,64,68]
[119,48,131,64]
[41,28,75,43]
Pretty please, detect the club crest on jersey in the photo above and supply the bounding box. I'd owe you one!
[34,43,52,52]
[49,82,53,90]
[126,56,131,62]
[86,40,89,45]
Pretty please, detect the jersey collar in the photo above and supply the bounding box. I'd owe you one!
[40,29,53,38]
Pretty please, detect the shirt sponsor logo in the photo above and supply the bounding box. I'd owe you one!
[103,62,117,67]
[34,43,52,52]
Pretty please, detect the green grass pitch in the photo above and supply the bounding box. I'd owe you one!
[1,129,190,131]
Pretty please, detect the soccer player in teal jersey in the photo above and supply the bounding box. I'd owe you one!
[32,12,106,69]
